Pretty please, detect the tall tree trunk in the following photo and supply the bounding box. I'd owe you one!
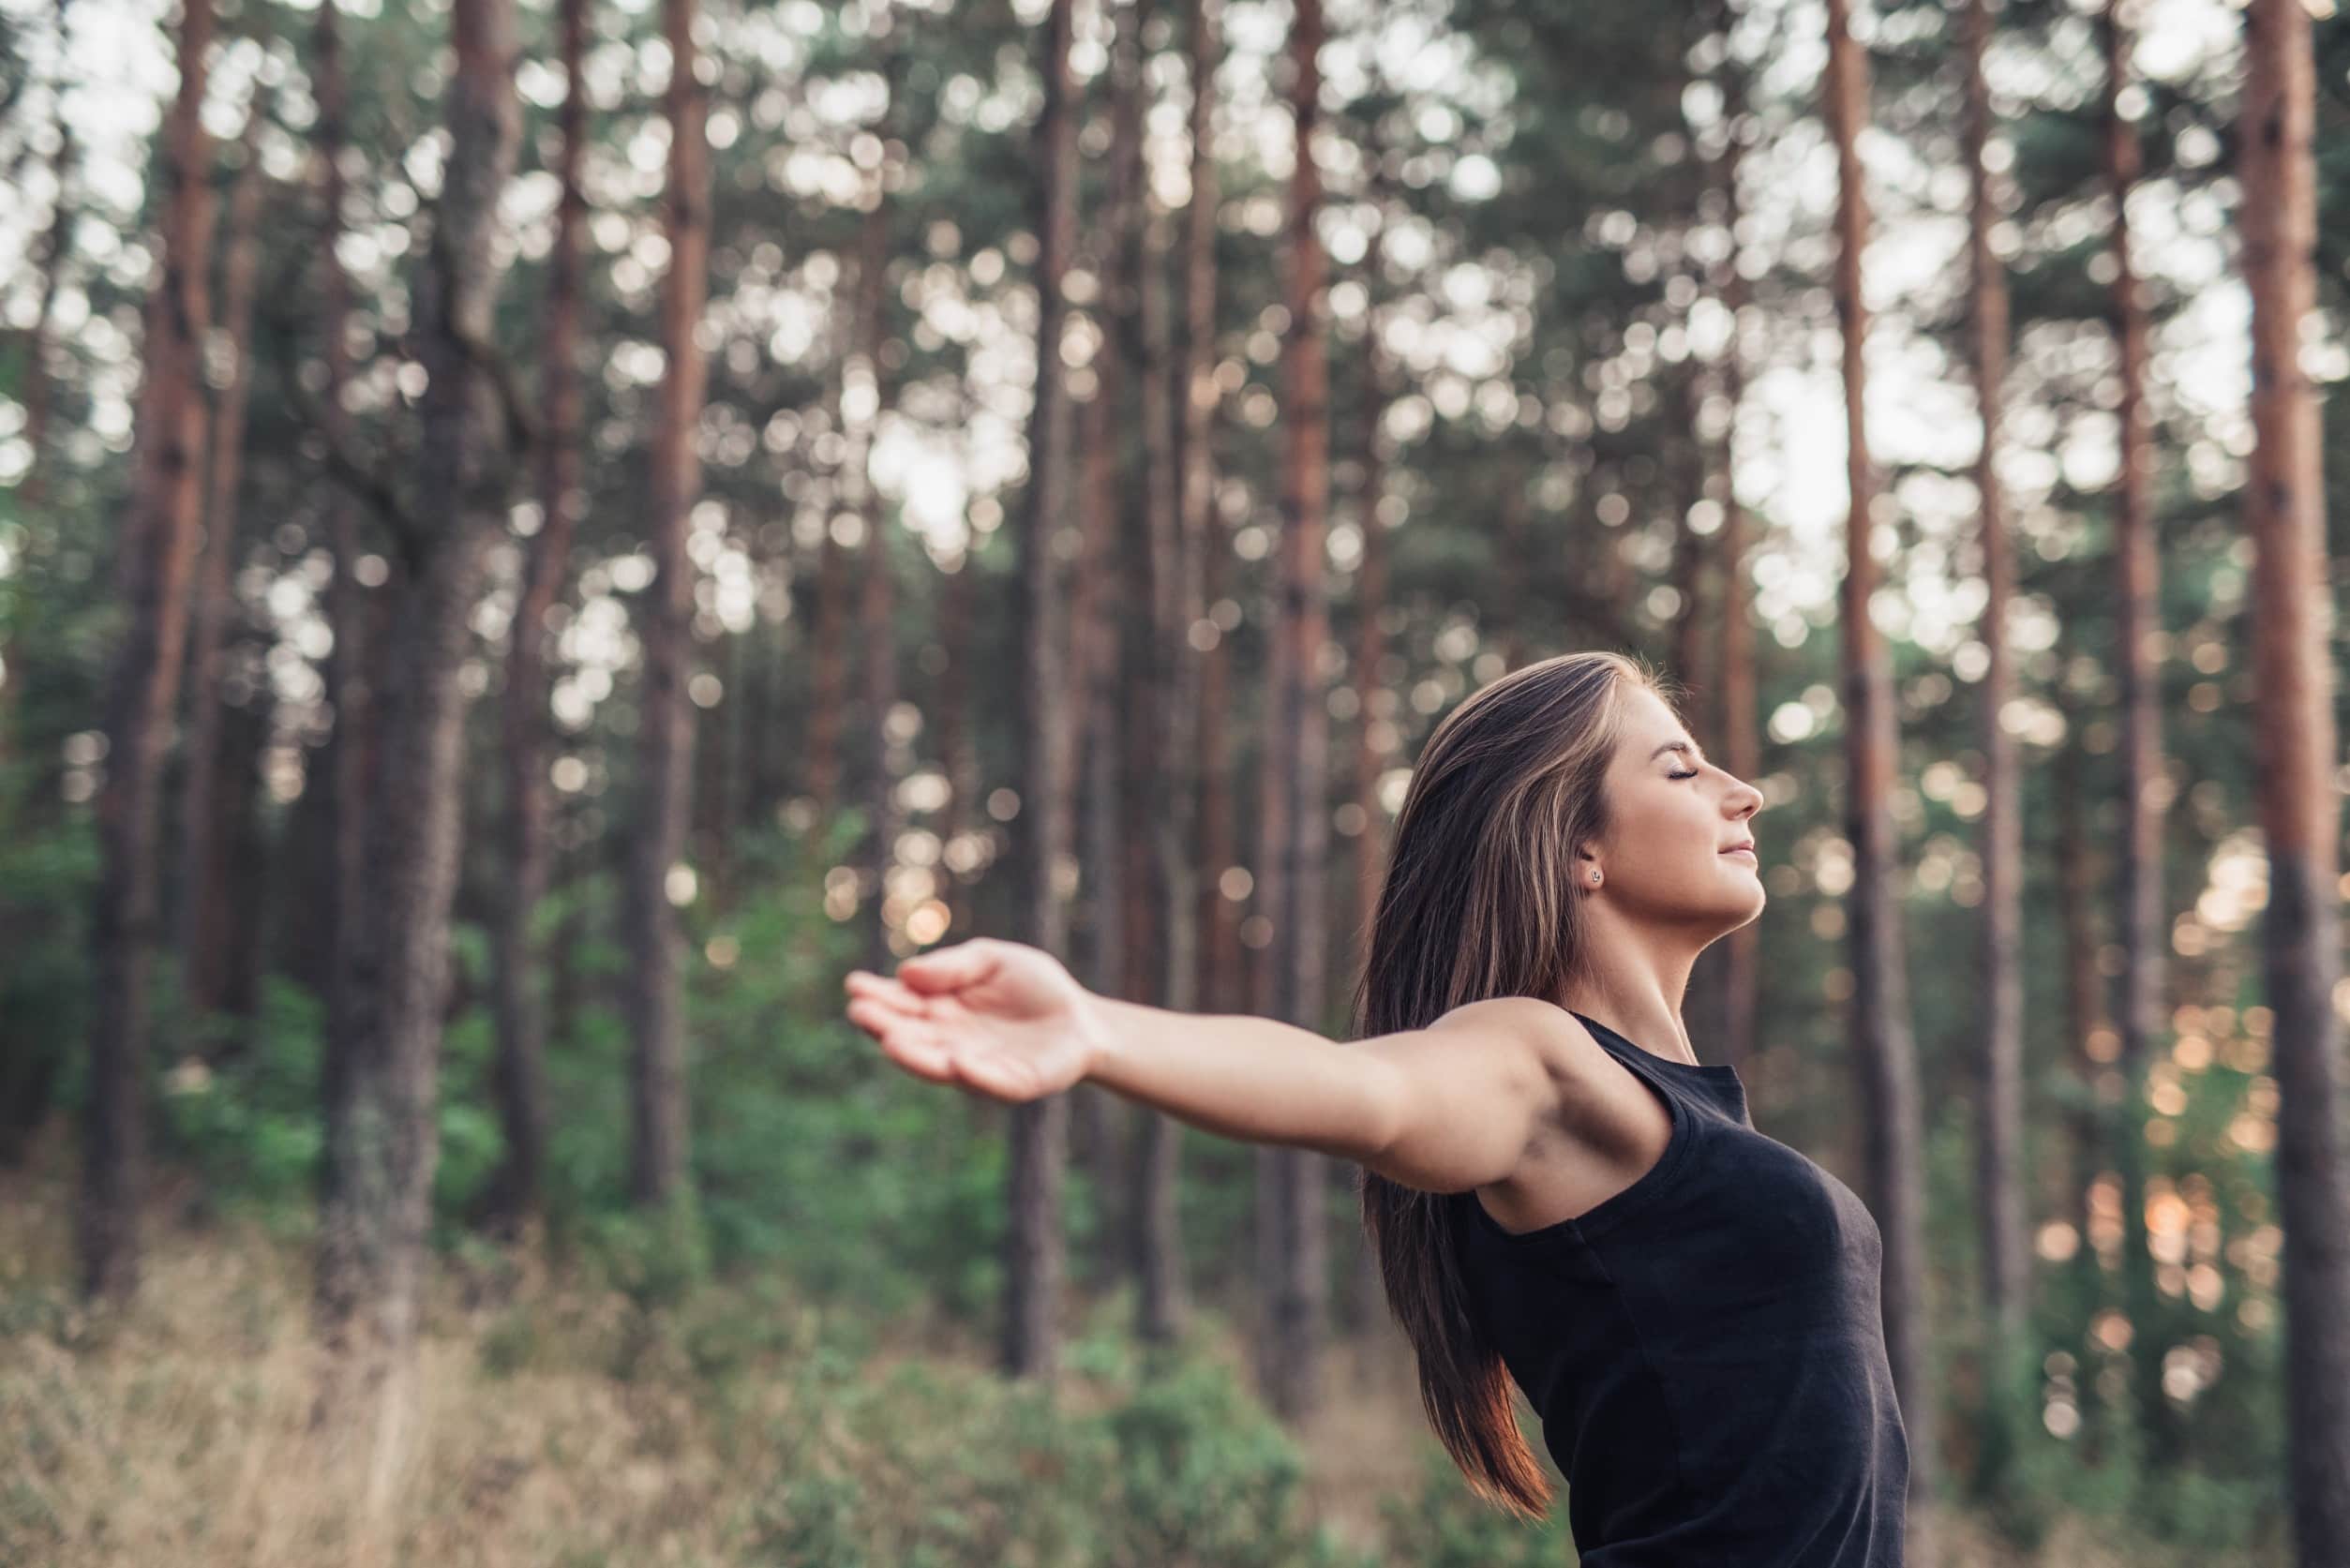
[484,0,590,1236]
[1102,0,1165,1308]
[935,441,980,938]
[802,358,853,811]
[2099,0,2173,1466]
[697,625,741,903]
[1340,112,1397,1337]
[312,0,380,1242]
[177,108,265,1021]
[1966,0,2028,1369]
[1495,455,1528,672]
[625,0,710,1209]
[314,0,521,1451]
[2239,2,2350,1557]
[1251,0,1331,1424]
[1131,0,1220,1347]
[2053,693,2110,1468]
[1348,276,1392,990]
[1821,0,1937,1544]
[1188,0,1239,1032]
[851,77,900,975]
[211,643,272,1023]
[80,0,217,1304]
[1709,13,1760,1087]
[739,563,777,833]
[802,549,846,812]
[1003,0,1080,1383]
[1197,543,1240,1021]
[1668,362,1707,713]
[1069,0,1144,1208]
[1669,357,1725,1047]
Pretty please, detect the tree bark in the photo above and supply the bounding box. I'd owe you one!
[1338,102,1397,1337]
[1668,360,1707,716]
[1821,0,1938,1541]
[2053,694,2110,1466]
[1669,355,1724,1047]
[211,641,272,1023]
[1966,0,2028,1363]
[851,67,901,975]
[625,0,710,1209]
[1003,0,1080,1384]
[935,449,980,938]
[1100,0,1167,1309]
[2239,2,2350,1557]
[177,107,265,1021]
[484,0,590,1236]
[2100,0,2173,1465]
[1709,15,1760,1087]
[315,0,522,1420]
[1252,0,1332,1424]
[1068,0,1145,1209]
[1130,0,1222,1347]
[312,0,379,1243]
[80,0,217,1304]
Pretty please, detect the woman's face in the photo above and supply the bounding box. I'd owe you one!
[1586,685,1768,934]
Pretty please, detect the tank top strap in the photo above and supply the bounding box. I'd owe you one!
[1565,1008,1753,1129]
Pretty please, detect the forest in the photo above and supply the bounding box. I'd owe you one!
[0,0,2346,1561]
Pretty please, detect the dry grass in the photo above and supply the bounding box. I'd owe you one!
[0,1163,2283,1568]
[4,1171,800,1566]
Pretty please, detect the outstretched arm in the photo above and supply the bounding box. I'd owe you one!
[845,938,1579,1194]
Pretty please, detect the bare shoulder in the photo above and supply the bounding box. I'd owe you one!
[1427,996,1675,1234]
[1422,994,1615,1096]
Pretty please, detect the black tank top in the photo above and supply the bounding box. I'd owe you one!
[1449,1008,1909,1565]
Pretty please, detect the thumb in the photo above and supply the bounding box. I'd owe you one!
[897,938,1001,994]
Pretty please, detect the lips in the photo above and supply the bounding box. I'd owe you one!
[1720,842,1757,859]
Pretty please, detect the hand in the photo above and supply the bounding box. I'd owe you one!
[844,937,1104,1104]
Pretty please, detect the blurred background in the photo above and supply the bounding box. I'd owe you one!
[0,0,2345,1561]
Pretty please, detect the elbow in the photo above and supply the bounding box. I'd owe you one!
[1340,1058,1414,1173]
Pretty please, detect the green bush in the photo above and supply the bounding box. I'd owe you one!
[153,978,324,1219]
[1374,1446,1574,1568]
[756,1322,1371,1568]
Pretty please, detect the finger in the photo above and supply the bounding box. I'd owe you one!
[846,972,929,1017]
[848,995,936,1045]
[853,1003,957,1083]
[896,938,1000,995]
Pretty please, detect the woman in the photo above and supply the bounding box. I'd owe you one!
[844,650,1910,1565]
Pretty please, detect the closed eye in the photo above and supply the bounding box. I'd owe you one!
[1668,769,1699,781]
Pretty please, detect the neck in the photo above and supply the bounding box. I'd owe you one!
[1556,905,1707,1067]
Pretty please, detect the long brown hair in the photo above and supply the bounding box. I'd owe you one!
[1351,649,1682,1518]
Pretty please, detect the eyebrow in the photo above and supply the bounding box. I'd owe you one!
[1650,739,1706,765]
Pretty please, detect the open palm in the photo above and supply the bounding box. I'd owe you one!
[844,937,1101,1103]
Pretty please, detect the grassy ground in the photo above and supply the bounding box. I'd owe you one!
[0,1153,2283,1567]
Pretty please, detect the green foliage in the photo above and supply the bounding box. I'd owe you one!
[153,978,326,1220]
[1374,1446,1575,1568]
[581,1197,713,1316]
[757,1322,1370,1568]
[1098,1359,1334,1567]
[676,816,1010,1313]
[124,812,1033,1327]
[0,769,96,1157]
[432,978,506,1218]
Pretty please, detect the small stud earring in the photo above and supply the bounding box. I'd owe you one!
[1590,870,1601,885]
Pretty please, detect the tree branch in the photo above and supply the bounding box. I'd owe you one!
[452,324,542,456]
[292,383,426,563]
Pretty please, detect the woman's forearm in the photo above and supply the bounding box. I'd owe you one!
[1080,993,1395,1163]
